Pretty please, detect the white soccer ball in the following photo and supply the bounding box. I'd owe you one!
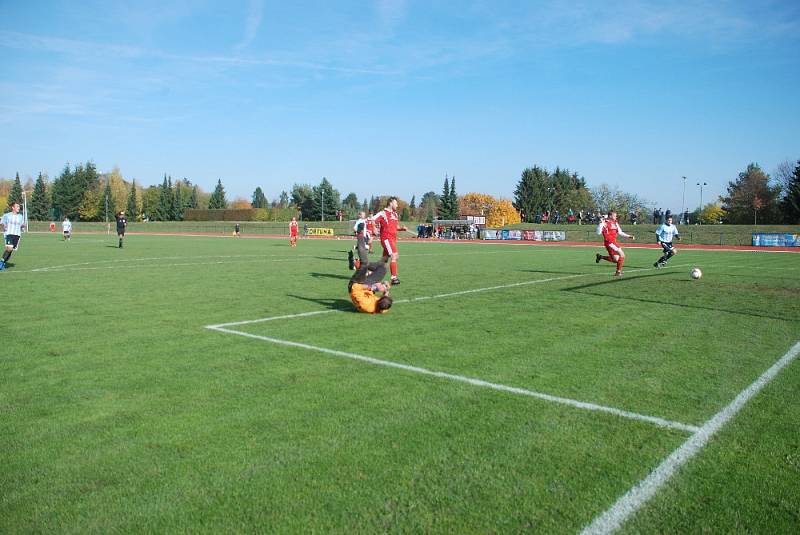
[690,268,702,280]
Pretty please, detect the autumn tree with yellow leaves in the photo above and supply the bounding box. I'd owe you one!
[486,199,521,227]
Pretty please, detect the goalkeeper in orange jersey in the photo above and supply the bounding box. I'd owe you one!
[348,259,393,314]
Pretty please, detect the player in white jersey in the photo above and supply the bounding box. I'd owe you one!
[62,217,72,241]
[1,202,26,270]
[654,215,680,268]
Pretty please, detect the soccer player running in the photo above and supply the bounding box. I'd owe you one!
[62,216,72,241]
[373,197,408,285]
[654,214,680,268]
[116,211,127,248]
[1,202,25,270]
[595,210,635,276]
[289,217,299,247]
[348,259,392,314]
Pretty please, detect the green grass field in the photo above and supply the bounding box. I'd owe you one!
[2,232,799,534]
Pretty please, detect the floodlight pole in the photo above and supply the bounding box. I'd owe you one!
[696,182,707,225]
[681,176,686,224]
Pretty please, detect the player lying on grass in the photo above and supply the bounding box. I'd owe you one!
[348,259,393,314]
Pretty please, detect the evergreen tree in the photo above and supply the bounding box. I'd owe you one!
[449,176,458,218]
[173,181,184,220]
[279,190,289,208]
[208,179,228,209]
[362,198,369,212]
[9,173,23,206]
[440,175,451,219]
[30,173,50,220]
[311,177,340,221]
[156,174,172,220]
[50,163,73,219]
[252,187,268,208]
[781,160,800,223]
[127,180,138,219]
[189,185,199,209]
[100,179,113,222]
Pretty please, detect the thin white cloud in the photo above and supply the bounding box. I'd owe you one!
[234,0,264,51]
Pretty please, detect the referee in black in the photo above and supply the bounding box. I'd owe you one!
[116,211,127,248]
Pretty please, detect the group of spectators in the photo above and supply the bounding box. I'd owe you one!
[416,224,479,240]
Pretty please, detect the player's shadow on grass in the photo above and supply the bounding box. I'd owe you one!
[286,294,355,312]
[309,272,351,281]
[561,272,796,322]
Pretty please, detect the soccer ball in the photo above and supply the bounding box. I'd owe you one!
[690,268,702,280]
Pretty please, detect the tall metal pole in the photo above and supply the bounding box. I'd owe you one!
[681,176,686,224]
[696,182,707,225]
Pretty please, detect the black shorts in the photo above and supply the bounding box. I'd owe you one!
[661,242,674,253]
[5,234,20,248]
[117,228,126,236]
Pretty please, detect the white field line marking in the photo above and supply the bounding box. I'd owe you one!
[581,340,800,535]
[207,325,700,434]
[208,264,691,329]
[22,248,523,274]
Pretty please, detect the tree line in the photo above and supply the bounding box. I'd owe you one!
[3,159,798,224]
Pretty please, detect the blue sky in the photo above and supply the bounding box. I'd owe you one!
[1,0,798,213]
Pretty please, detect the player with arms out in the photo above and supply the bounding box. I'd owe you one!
[1,202,25,271]
[373,197,408,285]
[289,217,299,247]
[654,214,680,268]
[595,210,635,276]
[348,260,393,314]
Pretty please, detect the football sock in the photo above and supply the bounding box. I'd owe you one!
[616,258,624,272]
[119,238,123,248]
[2,250,11,262]
[390,260,397,278]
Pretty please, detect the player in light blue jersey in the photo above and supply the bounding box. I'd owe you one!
[1,202,25,270]
[654,214,680,268]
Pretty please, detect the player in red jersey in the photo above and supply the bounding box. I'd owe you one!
[289,217,299,247]
[595,210,635,276]
[365,213,376,252]
[373,197,408,285]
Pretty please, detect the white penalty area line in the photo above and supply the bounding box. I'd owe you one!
[581,340,800,535]
[207,324,699,434]
[206,263,699,434]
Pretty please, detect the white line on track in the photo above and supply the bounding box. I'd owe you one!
[580,340,800,535]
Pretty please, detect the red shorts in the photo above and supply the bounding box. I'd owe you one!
[290,231,298,237]
[605,242,622,258]
[381,237,397,257]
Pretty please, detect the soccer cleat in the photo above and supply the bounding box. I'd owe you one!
[390,277,400,286]
[654,261,661,268]
[595,253,602,264]
[613,271,623,277]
